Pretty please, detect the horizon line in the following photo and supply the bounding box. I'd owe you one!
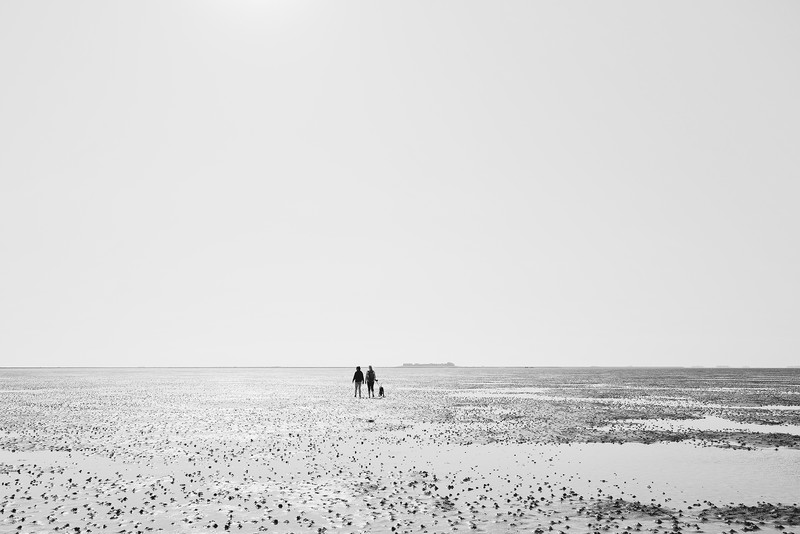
[1,365,798,369]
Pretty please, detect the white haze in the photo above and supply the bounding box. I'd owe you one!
[1,1,799,367]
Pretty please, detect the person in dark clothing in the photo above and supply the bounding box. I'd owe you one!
[352,366,364,398]
[365,365,377,398]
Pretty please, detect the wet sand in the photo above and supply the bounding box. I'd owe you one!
[1,367,798,533]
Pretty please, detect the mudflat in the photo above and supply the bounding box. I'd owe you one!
[1,367,798,533]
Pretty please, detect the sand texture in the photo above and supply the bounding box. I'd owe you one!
[1,367,798,533]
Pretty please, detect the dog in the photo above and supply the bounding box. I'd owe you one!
[378,385,385,398]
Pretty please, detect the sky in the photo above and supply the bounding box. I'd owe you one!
[1,1,799,368]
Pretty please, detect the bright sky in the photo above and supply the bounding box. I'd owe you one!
[1,1,799,367]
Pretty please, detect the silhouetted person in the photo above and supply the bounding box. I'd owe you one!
[366,365,377,398]
[352,366,364,398]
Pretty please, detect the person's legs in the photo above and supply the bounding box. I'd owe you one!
[355,382,362,398]
[367,382,374,397]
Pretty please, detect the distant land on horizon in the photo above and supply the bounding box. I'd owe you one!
[400,362,456,368]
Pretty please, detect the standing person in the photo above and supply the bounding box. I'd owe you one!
[365,365,377,398]
[352,366,364,398]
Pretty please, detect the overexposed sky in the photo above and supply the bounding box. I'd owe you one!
[1,1,799,367]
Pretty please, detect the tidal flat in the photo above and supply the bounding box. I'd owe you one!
[1,367,798,533]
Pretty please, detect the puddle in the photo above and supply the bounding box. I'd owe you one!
[602,416,800,436]
[549,441,800,506]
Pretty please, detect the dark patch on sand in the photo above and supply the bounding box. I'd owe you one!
[699,504,800,527]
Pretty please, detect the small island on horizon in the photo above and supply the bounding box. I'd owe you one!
[401,362,456,367]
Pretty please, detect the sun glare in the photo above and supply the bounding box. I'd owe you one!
[199,0,315,28]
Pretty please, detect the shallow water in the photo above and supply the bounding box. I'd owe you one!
[1,367,799,533]
[603,415,800,436]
